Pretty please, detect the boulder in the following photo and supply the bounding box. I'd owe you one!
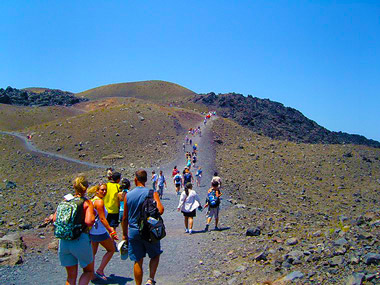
[246,227,261,236]
[363,253,380,265]
[0,233,25,266]
[346,273,364,285]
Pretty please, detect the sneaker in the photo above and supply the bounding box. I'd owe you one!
[185,229,189,233]
[117,240,128,260]
[214,226,220,231]
[204,224,209,232]
[189,229,193,235]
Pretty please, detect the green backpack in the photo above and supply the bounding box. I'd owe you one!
[54,197,85,240]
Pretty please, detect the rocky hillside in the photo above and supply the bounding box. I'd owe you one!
[200,117,380,284]
[77,80,196,102]
[192,92,380,148]
[0,86,87,106]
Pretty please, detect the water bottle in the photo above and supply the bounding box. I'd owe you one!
[198,205,203,212]
[147,217,159,225]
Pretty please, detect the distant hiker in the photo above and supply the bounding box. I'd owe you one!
[187,158,192,170]
[151,170,158,191]
[177,182,202,234]
[183,168,194,186]
[106,168,114,181]
[185,135,189,144]
[182,142,186,152]
[173,172,183,195]
[53,175,95,285]
[172,166,179,177]
[87,183,118,282]
[192,144,197,154]
[195,167,202,187]
[192,154,197,167]
[122,169,164,285]
[105,172,121,228]
[118,178,131,222]
[157,170,167,199]
[204,181,223,231]
[211,172,222,188]
[189,138,192,145]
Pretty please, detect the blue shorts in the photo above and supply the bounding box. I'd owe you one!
[58,233,93,268]
[128,235,162,262]
[89,232,110,243]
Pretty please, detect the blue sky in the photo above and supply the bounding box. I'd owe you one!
[1,1,379,141]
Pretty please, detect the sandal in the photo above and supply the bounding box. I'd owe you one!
[146,277,156,285]
[95,272,108,281]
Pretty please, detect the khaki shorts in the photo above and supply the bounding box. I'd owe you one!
[207,207,219,219]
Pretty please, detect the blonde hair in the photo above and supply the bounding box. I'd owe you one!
[73,175,89,195]
[87,185,99,198]
[87,183,107,199]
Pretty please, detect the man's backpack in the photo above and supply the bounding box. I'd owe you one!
[174,175,181,183]
[208,191,220,208]
[138,190,166,243]
[54,197,86,240]
[184,173,191,183]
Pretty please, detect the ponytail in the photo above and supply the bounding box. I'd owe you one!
[73,175,89,196]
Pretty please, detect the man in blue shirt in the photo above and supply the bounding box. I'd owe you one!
[122,170,164,285]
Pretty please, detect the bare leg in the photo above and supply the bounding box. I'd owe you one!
[91,242,99,280]
[134,259,144,285]
[184,216,189,229]
[78,260,94,285]
[148,255,160,282]
[215,217,219,228]
[97,238,115,275]
[188,217,194,230]
[65,265,78,285]
[206,217,212,225]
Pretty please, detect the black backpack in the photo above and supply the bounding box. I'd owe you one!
[138,190,166,243]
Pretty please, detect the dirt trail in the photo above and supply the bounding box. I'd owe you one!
[0,131,109,169]
[0,117,221,285]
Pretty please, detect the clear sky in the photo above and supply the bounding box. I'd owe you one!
[1,1,379,141]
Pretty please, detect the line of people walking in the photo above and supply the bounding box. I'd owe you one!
[50,117,222,285]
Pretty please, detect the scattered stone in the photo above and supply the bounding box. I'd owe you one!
[329,256,344,267]
[333,237,348,247]
[227,277,238,285]
[312,230,322,237]
[253,251,268,262]
[213,270,222,278]
[102,154,125,160]
[235,204,246,209]
[138,116,145,121]
[363,253,380,265]
[5,181,17,189]
[286,237,298,246]
[246,227,261,237]
[213,139,223,144]
[284,250,304,264]
[282,271,304,281]
[235,265,247,273]
[346,273,365,285]
[370,220,380,227]
[0,233,25,265]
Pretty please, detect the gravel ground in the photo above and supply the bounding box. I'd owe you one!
[0,116,232,285]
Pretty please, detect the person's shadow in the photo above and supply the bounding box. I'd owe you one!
[91,275,133,285]
[189,226,231,235]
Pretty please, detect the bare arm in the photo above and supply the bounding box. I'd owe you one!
[122,194,128,241]
[84,200,95,228]
[94,199,116,237]
[153,191,164,215]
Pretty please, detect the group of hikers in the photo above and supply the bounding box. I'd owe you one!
[50,114,222,285]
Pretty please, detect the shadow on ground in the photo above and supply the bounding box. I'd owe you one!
[92,275,133,285]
